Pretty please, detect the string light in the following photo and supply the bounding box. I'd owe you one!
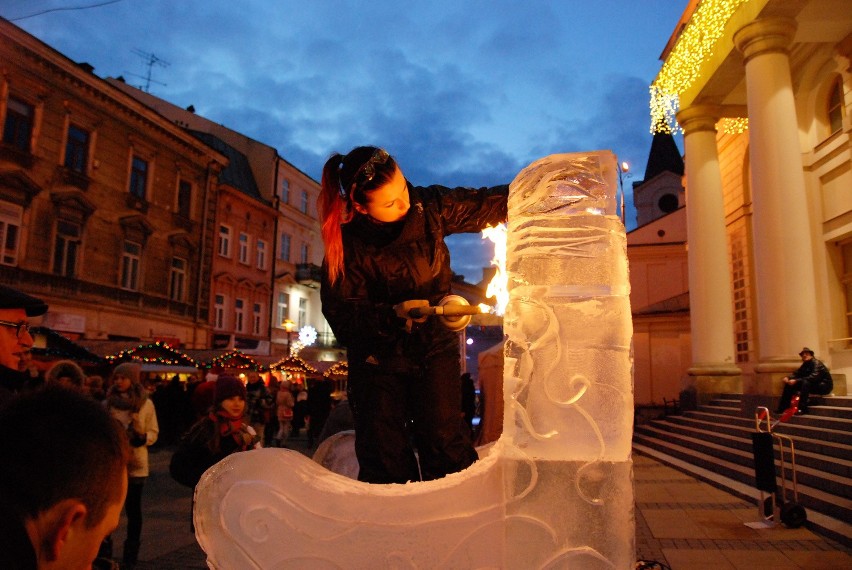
[106,340,198,367]
[650,0,751,133]
[721,117,749,134]
[206,348,263,371]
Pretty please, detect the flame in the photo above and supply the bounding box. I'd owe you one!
[481,223,508,316]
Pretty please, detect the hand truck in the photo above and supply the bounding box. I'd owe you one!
[746,406,807,529]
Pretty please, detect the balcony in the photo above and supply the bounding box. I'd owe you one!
[56,165,90,190]
[295,263,322,288]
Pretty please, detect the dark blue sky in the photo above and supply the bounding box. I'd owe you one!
[6,0,686,282]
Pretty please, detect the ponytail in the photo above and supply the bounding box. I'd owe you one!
[319,154,348,285]
[317,146,399,285]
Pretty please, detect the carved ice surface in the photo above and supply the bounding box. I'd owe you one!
[194,151,635,569]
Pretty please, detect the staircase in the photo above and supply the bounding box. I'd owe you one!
[633,393,852,546]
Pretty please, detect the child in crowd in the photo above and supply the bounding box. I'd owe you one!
[170,375,260,489]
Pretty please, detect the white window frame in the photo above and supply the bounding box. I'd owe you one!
[120,240,141,291]
[300,242,309,264]
[279,233,291,262]
[169,256,187,302]
[235,298,245,333]
[238,232,250,264]
[253,302,262,335]
[215,294,226,329]
[218,224,232,258]
[300,190,309,214]
[0,201,23,266]
[256,239,267,270]
[298,297,307,328]
[277,292,288,326]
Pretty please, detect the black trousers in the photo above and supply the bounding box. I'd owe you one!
[124,476,146,543]
[777,378,831,413]
[348,348,477,484]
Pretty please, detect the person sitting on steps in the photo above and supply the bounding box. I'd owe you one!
[776,347,833,416]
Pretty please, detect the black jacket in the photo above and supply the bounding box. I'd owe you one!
[791,357,833,394]
[321,183,507,363]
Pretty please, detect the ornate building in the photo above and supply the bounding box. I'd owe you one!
[0,19,227,348]
[651,0,851,401]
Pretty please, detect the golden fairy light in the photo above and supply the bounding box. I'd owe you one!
[650,0,751,133]
[481,223,508,316]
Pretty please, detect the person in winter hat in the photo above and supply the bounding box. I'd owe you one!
[45,359,87,392]
[103,361,159,566]
[170,375,259,490]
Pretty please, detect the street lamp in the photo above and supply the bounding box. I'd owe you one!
[282,318,295,355]
[617,161,631,226]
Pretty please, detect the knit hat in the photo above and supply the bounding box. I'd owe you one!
[215,375,247,403]
[111,362,141,384]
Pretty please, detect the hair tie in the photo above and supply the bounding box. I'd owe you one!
[336,156,348,200]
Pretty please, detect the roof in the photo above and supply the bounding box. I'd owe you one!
[189,130,267,204]
[643,132,684,181]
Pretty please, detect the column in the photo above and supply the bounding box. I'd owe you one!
[734,19,819,383]
[676,105,741,402]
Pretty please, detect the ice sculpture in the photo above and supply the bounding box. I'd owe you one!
[194,151,635,569]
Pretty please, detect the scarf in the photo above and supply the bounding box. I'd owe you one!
[210,409,254,451]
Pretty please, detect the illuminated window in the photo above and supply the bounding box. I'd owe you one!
[298,297,307,328]
[277,292,288,327]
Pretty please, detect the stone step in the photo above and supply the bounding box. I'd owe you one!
[650,415,852,460]
[813,395,852,408]
[633,431,852,523]
[638,420,852,479]
[635,424,852,496]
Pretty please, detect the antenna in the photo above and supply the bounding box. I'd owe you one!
[130,48,169,92]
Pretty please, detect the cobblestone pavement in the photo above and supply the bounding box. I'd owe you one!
[106,439,850,569]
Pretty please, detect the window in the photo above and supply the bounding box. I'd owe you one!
[177,179,192,218]
[730,232,752,363]
[129,156,148,199]
[238,232,249,264]
[256,239,267,270]
[64,124,89,173]
[300,190,309,214]
[218,225,232,257]
[277,292,288,326]
[53,220,81,277]
[120,241,141,290]
[842,241,852,343]
[253,303,262,335]
[2,97,34,152]
[281,178,290,204]
[828,78,844,136]
[235,298,245,332]
[215,294,226,329]
[298,297,307,328]
[300,243,309,264]
[279,233,291,261]
[0,202,22,266]
[170,257,186,302]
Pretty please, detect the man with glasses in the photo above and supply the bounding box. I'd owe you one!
[0,284,48,405]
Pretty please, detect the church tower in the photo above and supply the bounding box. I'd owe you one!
[633,132,684,227]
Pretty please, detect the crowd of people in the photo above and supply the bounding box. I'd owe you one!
[0,284,348,569]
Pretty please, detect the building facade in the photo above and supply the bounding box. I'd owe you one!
[0,20,227,348]
[651,0,852,399]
